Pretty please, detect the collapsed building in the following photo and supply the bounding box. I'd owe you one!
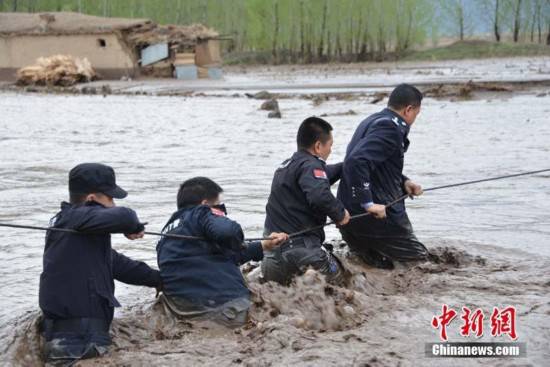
[0,12,222,82]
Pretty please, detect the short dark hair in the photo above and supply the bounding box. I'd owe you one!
[69,192,88,204]
[177,177,223,209]
[297,116,333,150]
[388,84,423,110]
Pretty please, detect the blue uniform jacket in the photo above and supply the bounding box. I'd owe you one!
[337,108,410,223]
[156,205,263,307]
[39,202,161,324]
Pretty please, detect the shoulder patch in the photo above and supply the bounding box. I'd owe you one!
[313,169,328,179]
[211,208,226,217]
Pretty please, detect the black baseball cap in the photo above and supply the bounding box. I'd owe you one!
[69,163,128,199]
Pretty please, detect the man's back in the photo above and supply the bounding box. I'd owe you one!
[338,108,410,218]
[157,205,263,307]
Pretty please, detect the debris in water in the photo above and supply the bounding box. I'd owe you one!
[320,109,357,117]
[101,84,112,97]
[262,98,282,118]
[260,99,279,111]
[245,90,273,100]
[423,80,513,99]
[81,86,97,95]
[370,92,387,104]
[268,110,282,119]
[312,95,328,106]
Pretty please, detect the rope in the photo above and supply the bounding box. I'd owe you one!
[0,168,548,242]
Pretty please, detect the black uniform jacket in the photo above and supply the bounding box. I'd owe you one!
[39,201,161,323]
[265,150,346,243]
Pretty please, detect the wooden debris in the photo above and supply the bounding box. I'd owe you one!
[174,53,195,65]
[16,55,96,86]
[126,23,219,48]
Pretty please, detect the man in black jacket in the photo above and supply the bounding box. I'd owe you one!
[262,117,350,285]
[337,84,429,268]
[157,177,287,327]
[39,163,161,365]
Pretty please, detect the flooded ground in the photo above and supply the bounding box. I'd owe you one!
[0,60,549,365]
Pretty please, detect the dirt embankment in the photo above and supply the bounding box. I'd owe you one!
[3,79,544,103]
[4,239,550,366]
[241,80,550,105]
[2,55,550,101]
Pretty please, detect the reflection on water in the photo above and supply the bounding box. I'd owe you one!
[0,92,549,334]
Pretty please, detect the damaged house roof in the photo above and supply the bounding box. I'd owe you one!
[0,12,219,47]
[0,12,152,35]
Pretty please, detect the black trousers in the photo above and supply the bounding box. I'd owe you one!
[340,212,428,268]
[41,317,110,366]
[261,235,345,285]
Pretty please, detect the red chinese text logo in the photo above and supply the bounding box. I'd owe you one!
[431,304,457,341]
[490,306,517,340]
[431,305,517,341]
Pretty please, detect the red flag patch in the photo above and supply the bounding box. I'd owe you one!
[313,169,328,179]
[210,208,226,216]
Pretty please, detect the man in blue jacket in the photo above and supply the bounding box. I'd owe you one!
[157,177,287,327]
[39,163,161,366]
[337,84,429,269]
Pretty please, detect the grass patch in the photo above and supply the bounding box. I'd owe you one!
[402,40,550,61]
[223,40,550,65]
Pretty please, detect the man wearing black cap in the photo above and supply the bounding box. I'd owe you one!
[39,163,161,366]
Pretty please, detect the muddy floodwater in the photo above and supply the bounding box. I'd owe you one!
[0,82,549,366]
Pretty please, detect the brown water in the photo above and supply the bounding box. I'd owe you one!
[0,90,549,366]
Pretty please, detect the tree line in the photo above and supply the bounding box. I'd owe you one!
[1,0,549,63]
[444,0,550,45]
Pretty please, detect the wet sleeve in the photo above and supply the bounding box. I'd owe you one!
[111,249,161,288]
[402,174,410,192]
[326,162,343,185]
[297,161,346,223]
[343,120,400,205]
[74,206,144,234]
[199,207,245,250]
[230,241,264,265]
